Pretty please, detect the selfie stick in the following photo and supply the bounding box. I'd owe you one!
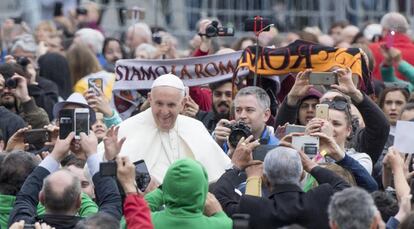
[253,24,274,86]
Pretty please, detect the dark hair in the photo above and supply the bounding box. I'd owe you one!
[209,79,232,92]
[64,156,86,168]
[371,191,398,222]
[75,212,120,229]
[328,21,349,34]
[378,87,409,109]
[102,37,127,59]
[0,151,39,195]
[42,170,81,213]
[0,63,27,79]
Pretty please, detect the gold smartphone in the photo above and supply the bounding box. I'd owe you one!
[316,104,329,120]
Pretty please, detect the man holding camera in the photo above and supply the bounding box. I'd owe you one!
[214,86,279,154]
[0,67,49,129]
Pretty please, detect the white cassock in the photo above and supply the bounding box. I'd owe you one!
[97,108,231,183]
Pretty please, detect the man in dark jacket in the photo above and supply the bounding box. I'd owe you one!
[194,79,232,133]
[0,69,49,129]
[214,144,350,229]
[0,106,25,145]
[8,131,122,228]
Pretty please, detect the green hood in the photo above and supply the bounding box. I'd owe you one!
[162,158,208,216]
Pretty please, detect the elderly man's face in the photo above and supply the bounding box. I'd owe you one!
[149,86,185,131]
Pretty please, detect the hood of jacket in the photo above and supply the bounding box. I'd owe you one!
[162,158,208,216]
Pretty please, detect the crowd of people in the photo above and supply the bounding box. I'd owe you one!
[1,1,414,229]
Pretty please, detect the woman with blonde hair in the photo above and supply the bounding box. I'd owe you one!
[66,43,115,100]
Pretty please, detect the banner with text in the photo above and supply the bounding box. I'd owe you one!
[114,50,247,90]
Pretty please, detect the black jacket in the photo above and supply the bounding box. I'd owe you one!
[213,166,350,229]
[195,110,219,134]
[0,106,25,143]
[8,166,122,228]
[29,77,59,121]
[274,93,389,164]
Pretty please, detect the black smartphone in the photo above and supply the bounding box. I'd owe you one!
[100,161,117,176]
[24,129,51,150]
[23,224,35,229]
[134,160,151,192]
[74,108,90,139]
[232,214,250,229]
[59,109,74,139]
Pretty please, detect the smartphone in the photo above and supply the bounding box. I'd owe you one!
[285,124,306,135]
[23,224,35,229]
[134,160,151,192]
[74,108,90,139]
[88,78,103,95]
[100,161,117,176]
[309,72,338,85]
[24,129,51,150]
[292,135,319,153]
[316,104,329,120]
[59,109,74,139]
[386,30,395,48]
[232,214,250,229]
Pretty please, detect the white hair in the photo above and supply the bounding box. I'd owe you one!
[263,146,303,186]
[75,28,105,54]
[128,22,152,43]
[381,12,409,33]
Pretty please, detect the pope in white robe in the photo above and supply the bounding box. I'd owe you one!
[97,74,230,183]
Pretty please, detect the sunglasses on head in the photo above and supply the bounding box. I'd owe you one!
[321,96,350,111]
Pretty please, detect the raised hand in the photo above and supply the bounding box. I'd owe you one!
[104,126,126,161]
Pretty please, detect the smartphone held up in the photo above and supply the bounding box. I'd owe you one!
[59,108,90,139]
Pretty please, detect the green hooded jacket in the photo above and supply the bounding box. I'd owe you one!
[147,158,232,229]
[0,192,98,229]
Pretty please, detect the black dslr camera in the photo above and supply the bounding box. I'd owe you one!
[224,122,252,148]
[204,21,234,38]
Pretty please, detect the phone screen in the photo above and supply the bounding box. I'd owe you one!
[134,160,151,192]
[88,78,103,95]
[75,112,89,136]
[59,109,74,139]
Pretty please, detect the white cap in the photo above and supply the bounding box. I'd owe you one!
[151,73,185,91]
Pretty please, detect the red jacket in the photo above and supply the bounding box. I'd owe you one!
[189,49,212,112]
[369,33,414,81]
[124,194,154,229]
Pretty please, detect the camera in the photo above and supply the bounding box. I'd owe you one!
[100,160,151,192]
[225,122,252,148]
[204,21,234,38]
[5,78,17,88]
[244,16,271,32]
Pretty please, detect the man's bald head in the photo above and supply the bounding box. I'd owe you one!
[40,169,81,214]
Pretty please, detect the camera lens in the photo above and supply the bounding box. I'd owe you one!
[5,78,17,88]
